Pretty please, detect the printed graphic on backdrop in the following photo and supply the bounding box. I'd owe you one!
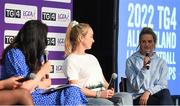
[46,32,65,51]
[44,0,71,3]
[0,0,72,85]
[5,3,37,24]
[4,30,18,48]
[118,0,180,95]
[42,7,71,27]
[49,60,65,78]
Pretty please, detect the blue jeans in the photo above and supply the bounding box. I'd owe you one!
[87,92,133,106]
[87,98,113,105]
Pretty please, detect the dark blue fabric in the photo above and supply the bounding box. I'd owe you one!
[32,87,87,105]
[1,48,87,105]
[133,89,173,105]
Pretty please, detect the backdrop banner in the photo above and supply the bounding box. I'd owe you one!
[0,0,73,86]
[118,0,180,95]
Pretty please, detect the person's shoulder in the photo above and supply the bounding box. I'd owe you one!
[65,54,75,60]
[127,51,140,59]
[65,53,96,60]
[7,48,23,55]
[153,53,164,60]
[65,54,80,62]
[152,52,167,64]
[85,53,95,57]
[5,48,25,63]
[155,54,166,62]
[85,53,97,59]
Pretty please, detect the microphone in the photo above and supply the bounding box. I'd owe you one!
[108,73,117,89]
[44,50,49,63]
[16,73,36,82]
[43,50,52,74]
[145,52,150,70]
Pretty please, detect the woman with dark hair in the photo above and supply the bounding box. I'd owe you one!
[125,27,173,105]
[0,20,87,105]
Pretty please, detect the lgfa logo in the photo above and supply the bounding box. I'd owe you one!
[57,13,69,21]
[57,38,64,46]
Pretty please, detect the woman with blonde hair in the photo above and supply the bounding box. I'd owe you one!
[63,20,121,105]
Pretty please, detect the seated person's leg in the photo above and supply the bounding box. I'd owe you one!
[145,89,173,105]
[87,97,113,105]
[60,86,87,105]
[0,89,33,105]
[134,96,159,105]
[134,89,173,105]
[155,89,173,105]
[147,95,159,105]
[17,88,34,105]
[133,96,140,105]
[111,92,133,105]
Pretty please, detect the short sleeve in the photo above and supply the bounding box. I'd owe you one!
[63,58,80,80]
[3,48,29,78]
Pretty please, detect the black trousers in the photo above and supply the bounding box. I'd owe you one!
[133,89,174,105]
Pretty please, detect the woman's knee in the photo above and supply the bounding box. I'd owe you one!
[18,89,31,98]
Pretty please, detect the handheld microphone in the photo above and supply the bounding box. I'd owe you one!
[16,73,36,82]
[145,52,150,70]
[43,50,52,74]
[108,73,117,89]
[44,50,49,63]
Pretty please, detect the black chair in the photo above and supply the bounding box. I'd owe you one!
[119,77,127,92]
[118,77,134,105]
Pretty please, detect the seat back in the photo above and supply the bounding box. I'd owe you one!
[119,77,127,92]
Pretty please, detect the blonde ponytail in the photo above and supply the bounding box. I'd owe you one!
[64,22,73,57]
[64,21,90,57]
